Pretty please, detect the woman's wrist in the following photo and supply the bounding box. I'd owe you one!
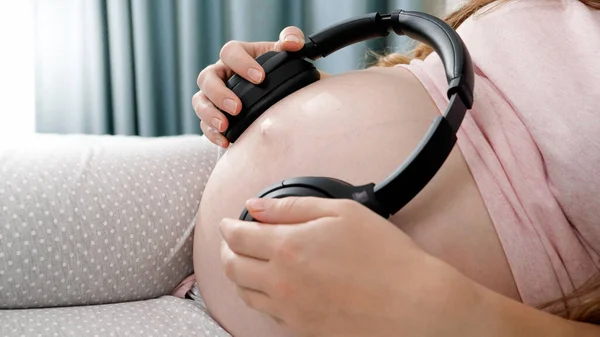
[468,279,597,337]
[385,252,493,337]
[409,254,596,337]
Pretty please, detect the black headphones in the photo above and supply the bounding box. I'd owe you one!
[221,10,474,221]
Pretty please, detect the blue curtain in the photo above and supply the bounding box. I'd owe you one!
[32,0,443,136]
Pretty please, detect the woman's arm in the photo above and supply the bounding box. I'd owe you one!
[471,285,599,337]
[218,195,599,337]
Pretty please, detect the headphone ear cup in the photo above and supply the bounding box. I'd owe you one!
[239,176,390,221]
[223,55,320,143]
[226,51,280,90]
[239,185,330,221]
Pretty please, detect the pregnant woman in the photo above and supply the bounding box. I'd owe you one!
[188,0,600,336]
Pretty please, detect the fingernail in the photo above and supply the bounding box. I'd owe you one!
[211,117,222,131]
[223,98,237,114]
[284,34,302,44]
[215,137,224,147]
[247,68,263,83]
[246,198,266,212]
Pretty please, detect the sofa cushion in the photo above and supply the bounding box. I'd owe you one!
[0,296,231,337]
[0,134,221,309]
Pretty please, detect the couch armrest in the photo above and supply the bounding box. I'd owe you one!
[0,134,220,309]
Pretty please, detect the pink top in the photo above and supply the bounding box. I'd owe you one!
[403,0,600,306]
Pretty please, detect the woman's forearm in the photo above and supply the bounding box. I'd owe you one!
[472,283,599,337]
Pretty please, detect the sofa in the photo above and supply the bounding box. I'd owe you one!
[0,134,231,336]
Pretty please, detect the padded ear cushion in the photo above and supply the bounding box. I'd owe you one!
[239,176,388,221]
[239,184,332,221]
[222,52,320,143]
[239,185,329,221]
[238,177,356,221]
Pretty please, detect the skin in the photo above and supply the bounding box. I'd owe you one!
[191,27,600,336]
[219,197,598,337]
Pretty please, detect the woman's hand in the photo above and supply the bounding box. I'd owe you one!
[193,26,309,148]
[219,196,487,337]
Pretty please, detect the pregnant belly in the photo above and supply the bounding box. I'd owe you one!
[193,66,519,336]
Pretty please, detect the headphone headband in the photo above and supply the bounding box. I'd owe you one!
[223,10,475,219]
[287,10,475,216]
[298,10,474,111]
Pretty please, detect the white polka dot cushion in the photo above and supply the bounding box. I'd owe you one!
[0,134,220,309]
[0,295,232,336]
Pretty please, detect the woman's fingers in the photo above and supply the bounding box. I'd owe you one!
[235,286,285,325]
[218,26,306,86]
[196,61,242,116]
[275,26,306,51]
[219,40,273,84]
[192,91,230,132]
[193,26,309,148]
[200,120,230,148]
[192,84,233,148]
[221,239,272,292]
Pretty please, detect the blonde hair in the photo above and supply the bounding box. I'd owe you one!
[374,0,600,66]
[373,0,600,325]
